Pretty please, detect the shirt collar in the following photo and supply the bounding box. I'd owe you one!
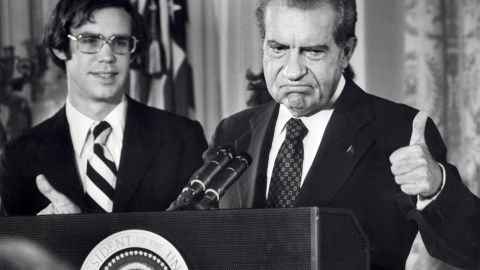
[103,96,127,143]
[66,95,128,157]
[276,75,345,135]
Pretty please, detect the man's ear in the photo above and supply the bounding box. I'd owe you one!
[52,48,68,61]
[341,37,357,69]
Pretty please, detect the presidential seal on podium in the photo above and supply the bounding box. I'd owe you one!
[81,230,188,270]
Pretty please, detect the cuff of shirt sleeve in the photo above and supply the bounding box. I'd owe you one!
[416,163,446,210]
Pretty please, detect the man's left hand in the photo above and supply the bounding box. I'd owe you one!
[389,111,442,199]
[36,174,82,215]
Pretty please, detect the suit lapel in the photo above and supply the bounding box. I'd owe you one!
[297,81,375,206]
[219,102,278,209]
[221,82,376,208]
[113,98,162,212]
[44,108,87,209]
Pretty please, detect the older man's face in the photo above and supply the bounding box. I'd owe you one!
[262,1,354,117]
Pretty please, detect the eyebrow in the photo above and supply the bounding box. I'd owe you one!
[75,31,101,36]
[266,40,330,51]
[266,40,288,48]
[302,44,330,52]
[76,32,132,38]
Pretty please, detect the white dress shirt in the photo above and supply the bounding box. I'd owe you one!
[266,76,345,197]
[66,95,127,191]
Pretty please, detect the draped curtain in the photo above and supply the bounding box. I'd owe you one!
[186,0,262,140]
[403,1,480,269]
[129,0,263,141]
[0,0,67,135]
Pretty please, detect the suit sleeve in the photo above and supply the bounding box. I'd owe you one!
[407,118,480,268]
[202,118,228,165]
[180,120,208,181]
[0,143,33,216]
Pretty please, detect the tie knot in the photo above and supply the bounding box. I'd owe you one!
[285,118,308,141]
[92,121,112,145]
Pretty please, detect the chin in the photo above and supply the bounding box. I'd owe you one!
[286,101,307,112]
[94,93,123,103]
[286,107,307,118]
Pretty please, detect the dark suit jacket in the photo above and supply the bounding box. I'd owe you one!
[204,80,480,269]
[0,96,208,215]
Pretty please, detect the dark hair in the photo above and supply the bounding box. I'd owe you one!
[255,0,357,47]
[43,0,148,71]
[245,69,272,107]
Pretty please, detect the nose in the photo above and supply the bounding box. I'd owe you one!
[97,42,116,63]
[283,52,306,81]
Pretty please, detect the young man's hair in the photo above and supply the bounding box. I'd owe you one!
[255,0,357,47]
[43,0,148,70]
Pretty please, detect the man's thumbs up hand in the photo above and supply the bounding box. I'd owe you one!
[36,174,82,215]
[409,110,428,146]
[390,111,442,199]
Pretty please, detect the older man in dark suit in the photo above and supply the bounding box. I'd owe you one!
[203,0,480,269]
[0,0,207,215]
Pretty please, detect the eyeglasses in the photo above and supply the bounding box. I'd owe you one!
[67,34,138,55]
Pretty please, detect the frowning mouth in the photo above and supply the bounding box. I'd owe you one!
[280,85,312,93]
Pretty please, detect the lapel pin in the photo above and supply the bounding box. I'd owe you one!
[347,145,355,154]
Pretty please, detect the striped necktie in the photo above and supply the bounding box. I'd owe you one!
[267,118,308,208]
[85,121,117,213]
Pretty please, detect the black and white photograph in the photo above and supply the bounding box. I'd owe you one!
[0,0,479,269]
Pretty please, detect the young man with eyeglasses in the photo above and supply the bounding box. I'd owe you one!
[0,0,208,215]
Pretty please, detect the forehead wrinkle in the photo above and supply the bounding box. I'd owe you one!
[266,3,335,38]
[267,26,329,51]
[263,1,340,67]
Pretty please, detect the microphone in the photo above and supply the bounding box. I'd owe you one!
[195,152,252,211]
[166,146,235,211]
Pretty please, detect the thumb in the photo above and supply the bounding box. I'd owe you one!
[36,174,71,206]
[409,110,429,146]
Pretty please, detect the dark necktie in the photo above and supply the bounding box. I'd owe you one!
[267,118,308,208]
[85,121,117,213]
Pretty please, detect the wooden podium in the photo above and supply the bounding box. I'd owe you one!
[0,207,369,269]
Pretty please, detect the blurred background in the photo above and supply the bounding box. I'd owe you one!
[0,0,479,269]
